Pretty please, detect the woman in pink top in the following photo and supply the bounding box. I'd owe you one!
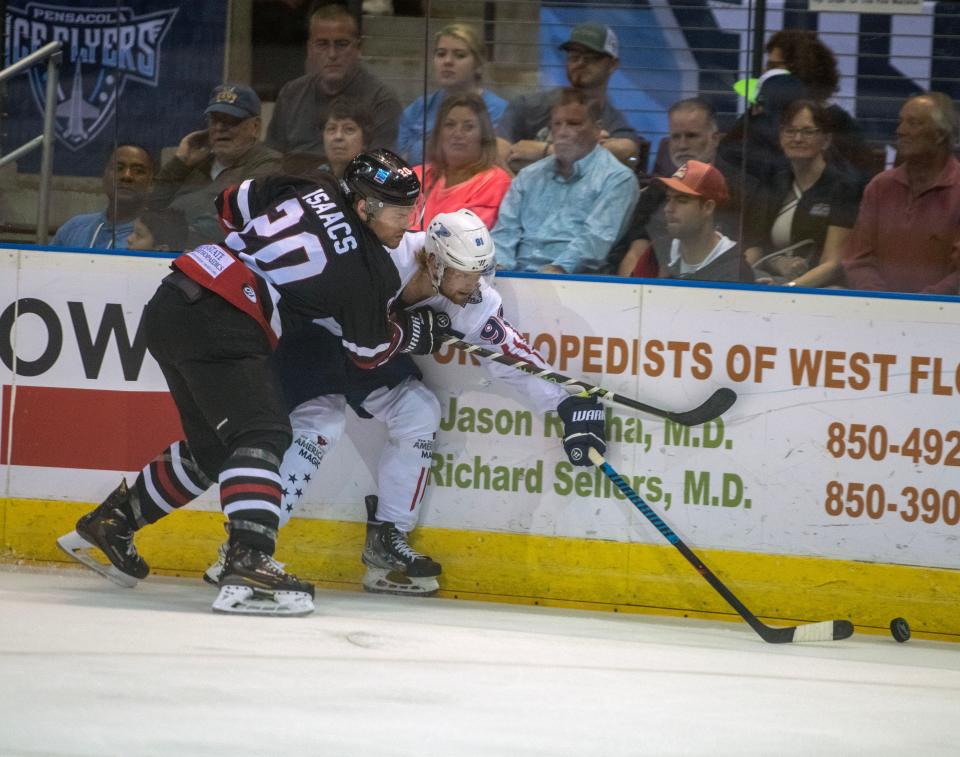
[414,92,512,230]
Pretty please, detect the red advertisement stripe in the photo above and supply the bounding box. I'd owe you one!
[4,385,183,471]
[1,384,11,465]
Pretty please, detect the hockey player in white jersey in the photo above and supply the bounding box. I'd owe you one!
[206,209,607,595]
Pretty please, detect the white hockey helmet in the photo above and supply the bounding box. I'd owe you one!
[424,209,496,292]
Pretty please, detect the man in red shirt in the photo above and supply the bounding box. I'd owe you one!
[843,92,960,294]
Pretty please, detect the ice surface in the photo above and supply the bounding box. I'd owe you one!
[0,566,957,756]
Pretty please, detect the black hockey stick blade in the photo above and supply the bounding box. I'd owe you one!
[661,387,738,427]
[446,338,737,425]
[587,448,854,644]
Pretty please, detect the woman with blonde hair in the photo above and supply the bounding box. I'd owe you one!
[397,23,507,166]
[413,92,511,230]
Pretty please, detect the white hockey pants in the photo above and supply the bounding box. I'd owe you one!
[277,377,440,532]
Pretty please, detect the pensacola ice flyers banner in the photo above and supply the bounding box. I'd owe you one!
[3,1,227,176]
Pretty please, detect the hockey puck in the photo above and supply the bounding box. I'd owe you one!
[890,617,911,643]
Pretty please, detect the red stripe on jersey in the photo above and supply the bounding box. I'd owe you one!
[513,336,547,363]
[219,184,237,231]
[173,250,278,348]
[409,467,427,511]
[3,385,182,470]
[220,482,281,501]
[350,319,403,370]
[502,343,536,362]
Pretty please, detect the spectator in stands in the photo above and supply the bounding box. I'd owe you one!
[743,100,861,288]
[720,30,874,184]
[492,89,639,274]
[276,99,372,180]
[843,92,960,294]
[614,98,741,276]
[126,207,189,252]
[397,23,507,166]
[655,161,753,282]
[52,145,154,249]
[150,84,281,246]
[266,3,402,156]
[414,92,512,230]
[497,23,639,172]
[320,98,373,178]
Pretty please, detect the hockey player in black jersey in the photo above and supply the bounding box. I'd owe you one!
[57,149,453,616]
[202,209,608,596]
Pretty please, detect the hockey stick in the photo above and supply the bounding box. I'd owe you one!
[588,448,854,644]
[445,338,736,427]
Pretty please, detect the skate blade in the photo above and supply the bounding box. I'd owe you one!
[362,568,439,597]
[211,584,314,616]
[56,530,139,588]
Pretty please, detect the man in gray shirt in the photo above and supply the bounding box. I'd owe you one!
[266,4,402,157]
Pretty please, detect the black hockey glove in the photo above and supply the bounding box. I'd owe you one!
[557,395,606,467]
[398,306,454,355]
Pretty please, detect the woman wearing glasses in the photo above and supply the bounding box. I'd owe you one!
[743,100,863,288]
[721,30,875,186]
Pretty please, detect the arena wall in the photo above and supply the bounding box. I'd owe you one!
[2,246,958,639]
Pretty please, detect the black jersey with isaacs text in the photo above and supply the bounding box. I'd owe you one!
[205,174,403,368]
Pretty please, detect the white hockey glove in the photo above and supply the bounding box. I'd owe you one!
[557,395,606,467]
[398,306,455,355]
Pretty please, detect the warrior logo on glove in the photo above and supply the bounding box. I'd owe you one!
[569,408,604,423]
[398,307,454,355]
[557,395,607,467]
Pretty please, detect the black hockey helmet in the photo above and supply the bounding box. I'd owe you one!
[342,148,421,207]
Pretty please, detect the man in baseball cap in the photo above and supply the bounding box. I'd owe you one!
[497,22,639,171]
[560,23,619,60]
[150,83,280,245]
[205,84,262,119]
[656,159,729,206]
[654,160,753,282]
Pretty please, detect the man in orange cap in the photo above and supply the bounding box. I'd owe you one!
[655,160,754,282]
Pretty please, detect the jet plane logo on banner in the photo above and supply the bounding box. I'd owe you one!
[5,3,177,151]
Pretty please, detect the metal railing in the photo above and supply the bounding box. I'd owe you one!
[0,40,63,244]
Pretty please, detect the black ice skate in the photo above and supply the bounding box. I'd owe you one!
[212,541,315,616]
[203,529,286,587]
[56,479,148,588]
[361,495,441,596]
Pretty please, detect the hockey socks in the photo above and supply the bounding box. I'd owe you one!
[129,441,215,527]
[219,445,284,554]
